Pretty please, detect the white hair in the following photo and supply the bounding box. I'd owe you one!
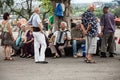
[34,6,39,12]
[61,21,67,27]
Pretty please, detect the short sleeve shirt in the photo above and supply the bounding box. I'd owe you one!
[82,10,98,37]
[28,13,42,28]
[53,29,71,45]
[100,13,115,34]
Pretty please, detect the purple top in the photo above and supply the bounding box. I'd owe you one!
[26,30,34,42]
[100,13,115,34]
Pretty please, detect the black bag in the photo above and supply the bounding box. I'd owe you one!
[44,34,49,47]
[0,26,4,39]
[0,32,4,39]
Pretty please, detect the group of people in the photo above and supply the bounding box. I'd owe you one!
[0,4,118,64]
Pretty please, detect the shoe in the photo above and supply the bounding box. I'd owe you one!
[35,61,40,63]
[4,57,8,60]
[77,53,82,58]
[7,57,14,61]
[11,54,17,57]
[53,54,60,59]
[39,61,48,64]
[21,54,27,58]
[109,54,114,57]
[86,60,96,63]
[73,55,77,58]
[100,55,107,58]
[109,52,114,57]
[100,52,107,58]
[26,55,32,58]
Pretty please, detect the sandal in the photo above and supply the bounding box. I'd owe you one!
[7,57,14,61]
[84,57,89,62]
[4,57,8,60]
[53,53,60,58]
[53,55,60,58]
[86,60,96,63]
[26,55,32,58]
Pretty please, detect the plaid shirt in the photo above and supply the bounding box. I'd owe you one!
[82,10,98,37]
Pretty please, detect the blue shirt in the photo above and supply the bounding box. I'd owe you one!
[82,10,98,37]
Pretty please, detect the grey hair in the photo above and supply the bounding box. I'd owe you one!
[61,21,67,27]
[34,6,39,12]
[76,20,81,25]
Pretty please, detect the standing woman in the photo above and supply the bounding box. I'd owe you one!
[1,12,14,60]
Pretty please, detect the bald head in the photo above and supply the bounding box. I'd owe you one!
[89,4,95,12]
[34,7,40,14]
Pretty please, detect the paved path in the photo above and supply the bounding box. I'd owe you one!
[0,52,120,80]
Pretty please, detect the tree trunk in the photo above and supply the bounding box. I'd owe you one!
[51,0,71,31]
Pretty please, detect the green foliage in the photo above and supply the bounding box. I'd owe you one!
[6,0,14,6]
[114,7,120,17]
[94,9,103,18]
[40,0,53,16]
[0,1,2,7]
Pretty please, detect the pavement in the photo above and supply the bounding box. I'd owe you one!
[0,29,120,80]
[0,51,120,80]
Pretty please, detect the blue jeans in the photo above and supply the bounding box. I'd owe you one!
[72,40,85,55]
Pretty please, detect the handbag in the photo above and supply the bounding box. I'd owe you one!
[0,32,4,39]
[0,26,4,39]
[0,22,8,39]
[15,30,22,46]
[118,38,120,44]
[44,34,49,47]
[15,36,22,46]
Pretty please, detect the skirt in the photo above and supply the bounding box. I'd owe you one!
[1,32,13,46]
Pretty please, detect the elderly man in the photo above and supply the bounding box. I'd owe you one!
[100,6,116,58]
[28,7,48,63]
[49,21,71,58]
[71,21,85,58]
[81,4,98,63]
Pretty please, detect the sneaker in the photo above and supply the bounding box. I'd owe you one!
[77,53,82,57]
[73,55,77,58]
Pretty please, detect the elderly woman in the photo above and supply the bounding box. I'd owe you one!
[20,25,34,58]
[49,21,71,58]
[1,12,14,60]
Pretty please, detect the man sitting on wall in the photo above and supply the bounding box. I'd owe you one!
[49,21,71,58]
[71,21,85,58]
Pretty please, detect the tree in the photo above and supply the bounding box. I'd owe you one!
[0,0,52,20]
[114,7,120,17]
[40,0,53,21]
[0,0,33,20]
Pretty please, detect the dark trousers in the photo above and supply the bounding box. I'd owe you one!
[101,32,115,53]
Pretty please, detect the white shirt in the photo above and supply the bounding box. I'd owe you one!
[53,29,71,45]
[28,13,42,28]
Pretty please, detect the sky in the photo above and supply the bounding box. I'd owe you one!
[71,0,113,3]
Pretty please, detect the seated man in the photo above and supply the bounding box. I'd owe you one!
[71,21,85,58]
[49,21,71,58]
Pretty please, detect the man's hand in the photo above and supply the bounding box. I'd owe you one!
[98,32,103,37]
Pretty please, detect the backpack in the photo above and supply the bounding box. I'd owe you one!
[54,3,64,17]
